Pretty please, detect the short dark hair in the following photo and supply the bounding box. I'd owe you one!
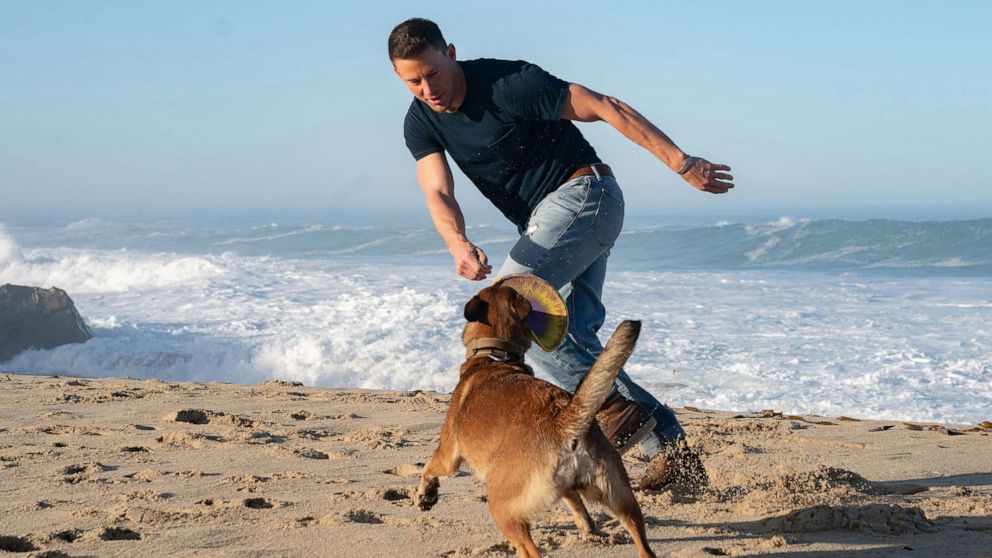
[388,18,447,60]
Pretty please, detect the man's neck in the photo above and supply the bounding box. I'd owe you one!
[449,62,467,112]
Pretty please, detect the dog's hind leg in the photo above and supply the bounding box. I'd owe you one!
[490,507,541,558]
[593,473,657,558]
[561,490,603,539]
[415,428,462,511]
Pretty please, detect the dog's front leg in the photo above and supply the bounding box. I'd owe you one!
[415,425,462,511]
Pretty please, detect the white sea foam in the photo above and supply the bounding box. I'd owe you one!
[2,222,990,424]
[0,227,18,264]
[0,230,225,293]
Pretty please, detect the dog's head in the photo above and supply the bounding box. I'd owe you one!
[462,285,533,350]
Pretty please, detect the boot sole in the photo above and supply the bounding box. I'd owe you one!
[615,417,657,455]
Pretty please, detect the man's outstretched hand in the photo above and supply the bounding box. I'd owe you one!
[681,158,734,194]
[451,242,491,281]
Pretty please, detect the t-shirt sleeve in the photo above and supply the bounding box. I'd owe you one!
[496,62,569,122]
[403,106,443,161]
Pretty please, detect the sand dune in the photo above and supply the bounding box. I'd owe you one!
[1,373,990,557]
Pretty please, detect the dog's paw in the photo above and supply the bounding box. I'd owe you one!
[414,489,438,511]
[414,478,439,511]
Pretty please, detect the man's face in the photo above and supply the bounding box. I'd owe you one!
[392,44,462,113]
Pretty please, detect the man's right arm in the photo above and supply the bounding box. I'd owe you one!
[416,152,492,281]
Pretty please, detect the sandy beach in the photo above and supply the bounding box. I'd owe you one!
[1,373,990,557]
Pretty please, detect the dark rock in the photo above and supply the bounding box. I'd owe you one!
[0,284,92,363]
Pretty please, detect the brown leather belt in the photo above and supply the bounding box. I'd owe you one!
[567,163,614,182]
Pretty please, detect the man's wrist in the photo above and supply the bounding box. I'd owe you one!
[676,155,696,175]
[447,238,473,255]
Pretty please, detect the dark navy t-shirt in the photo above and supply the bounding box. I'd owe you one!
[404,58,600,227]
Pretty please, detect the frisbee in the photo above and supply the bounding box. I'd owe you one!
[493,274,568,352]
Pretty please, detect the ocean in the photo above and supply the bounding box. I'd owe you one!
[1,216,990,424]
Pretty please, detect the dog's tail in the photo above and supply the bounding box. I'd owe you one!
[555,320,641,447]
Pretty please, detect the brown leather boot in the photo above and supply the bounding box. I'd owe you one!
[638,438,708,491]
[595,392,657,455]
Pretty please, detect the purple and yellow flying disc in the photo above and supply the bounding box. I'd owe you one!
[493,274,568,352]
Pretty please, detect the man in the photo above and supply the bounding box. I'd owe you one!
[389,18,733,489]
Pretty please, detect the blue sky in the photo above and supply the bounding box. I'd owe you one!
[1,1,990,224]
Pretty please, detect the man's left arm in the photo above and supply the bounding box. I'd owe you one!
[560,83,734,195]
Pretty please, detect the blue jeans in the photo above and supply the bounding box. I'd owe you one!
[495,174,685,458]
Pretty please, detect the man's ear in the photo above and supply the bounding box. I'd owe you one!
[511,295,531,321]
[464,296,489,324]
[446,43,456,61]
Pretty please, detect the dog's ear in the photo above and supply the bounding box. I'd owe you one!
[510,293,531,321]
[464,296,489,324]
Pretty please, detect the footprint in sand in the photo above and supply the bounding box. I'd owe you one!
[165,409,209,424]
[378,487,411,502]
[0,535,39,553]
[94,526,142,541]
[328,488,409,503]
[321,509,384,525]
[48,529,84,543]
[164,409,254,428]
[57,462,114,483]
[243,497,286,510]
[120,446,150,453]
[60,462,111,475]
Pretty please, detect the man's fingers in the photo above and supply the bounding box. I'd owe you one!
[685,159,734,194]
[459,266,488,281]
[458,259,490,281]
[475,247,490,268]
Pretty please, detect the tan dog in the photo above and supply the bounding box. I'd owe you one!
[415,284,656,558]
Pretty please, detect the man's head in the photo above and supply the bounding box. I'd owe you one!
[389,18,465,113]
